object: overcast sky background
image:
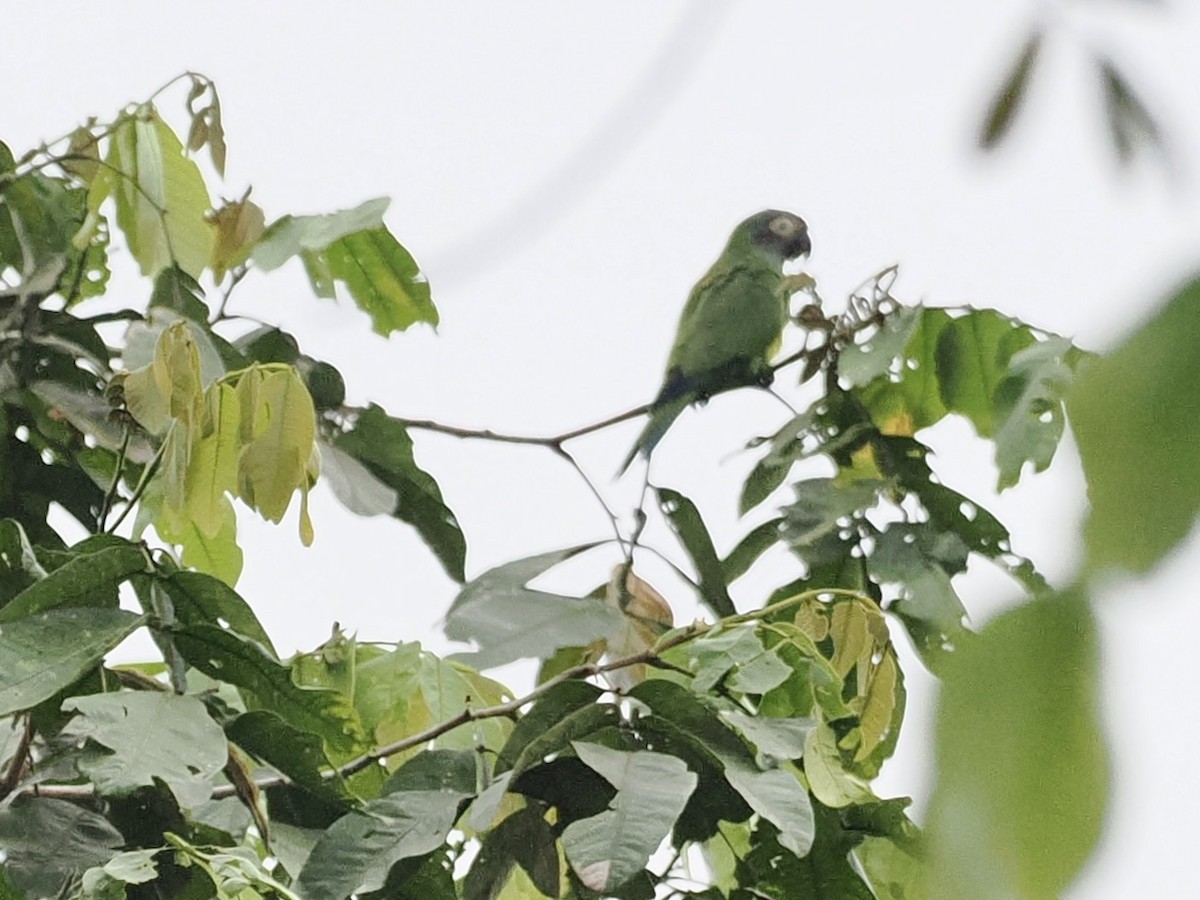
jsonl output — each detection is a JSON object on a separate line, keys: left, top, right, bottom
{"left": 7, "top": 2, "right": 1200, "bottom": 895}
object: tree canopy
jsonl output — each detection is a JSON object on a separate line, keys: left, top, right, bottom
{"left": 0, "top": 67, "right": 1194, "bottom": 899}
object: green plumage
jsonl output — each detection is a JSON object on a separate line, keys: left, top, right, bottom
{"left": 621, "top": 210, "right": 811, "bottom": 472}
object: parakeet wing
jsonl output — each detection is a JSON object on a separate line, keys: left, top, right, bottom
{"left": 664, "top": 260, "right": 788, "bottom": 393}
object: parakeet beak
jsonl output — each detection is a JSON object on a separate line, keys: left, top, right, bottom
{"left": 789, "top": 230, "right": 812, "bottom": 260}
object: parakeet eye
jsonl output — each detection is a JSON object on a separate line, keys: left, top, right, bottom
{"left": 769, "top": 216, "right": 798, "bottom": 236}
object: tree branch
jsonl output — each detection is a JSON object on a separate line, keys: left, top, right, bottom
{"left": 11, "top": 586, "right": 868, "bottom": 804}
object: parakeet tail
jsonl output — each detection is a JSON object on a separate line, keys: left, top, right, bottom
{"left": 618, "top": 395, "right": 689, "bottom": 475}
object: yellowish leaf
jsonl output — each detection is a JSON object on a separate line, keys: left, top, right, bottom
{"left": 605, "top": 566, "right": 674, "bottom": 689}
{"left": 855, "top": 648, "right": 899, "bottom": 762}
{"left": 209, "top": 195, "right": 265, "bottom": 282}
{"left": 184, "top": 382, "right": 241, "bottom": 538}
{"left": 237, "top": 367, "right": 317, "bottom": 523}
{"left": 107, "top": 109, "right": 214, "bottom": 278}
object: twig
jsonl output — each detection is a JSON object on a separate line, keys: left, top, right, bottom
{"left": 397, "top": 402, "right": 649, "bottom": 449}
{"left": 0, "top": 715, "right": 34, "bottom": 802}
{"left": 105, "top": 426, "right": 170, "bottom": 533}
{"left": 98, "top": 425, "right": 131, "bottom": 530}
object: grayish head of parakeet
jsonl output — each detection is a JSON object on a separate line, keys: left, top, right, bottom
{"left": 731, "top": 209, "right": 811, "bottom": 265}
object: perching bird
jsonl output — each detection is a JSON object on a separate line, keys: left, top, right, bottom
{"left": 620, "top": 209, "right": 811, "bottom": 472}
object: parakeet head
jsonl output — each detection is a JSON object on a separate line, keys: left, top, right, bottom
{"left": 734, "top": 209, "right": 811, "bottom": 263}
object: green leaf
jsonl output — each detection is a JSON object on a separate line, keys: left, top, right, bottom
{"left": 173, "top": 624, "right": 363, "bottom": 754}
{"left": 979, "top": 31, "right": 1043, "bottom": 149}
{"left": 252, "top": 199, "right": 436, "bottom": 336}
{"left": 365, "top": 651, "right": 513, "bottom": 768}
{"left": 161, "top": 570, "right": 274, "bottom": 654}
{"left": 936, "top": 309, "right": 1035, "bottom": 437}
{"left": 656, "top": 488, "right": 736, "bottom": 618}
{"left": 149, "top": 264, "right": 209, "bottom": 321}
{"left": 236, "top": 366, "right": 317, "bottom": 524}
{"left": 0, "top": 798, "right": 124, "bottom": 898}
{"left": 226, "top": 710, "right": 348, "bottom": 802}
{"left": 62, "top": 692, "right": 228, "bottom": 807}
{"left": 251, "top": 198, "right": 390, "bottom": 271}
{"left": 333, "top": 404, "right": 466, "bottom": 580}
{"left": 464, "top": 804, "right": 559, "bottom": 900}
{"left": 855, "top": 306, "right": 952, "bottom": 435}
{"left": 80, "top": 849, "right": 161, "bottom": 897}
{"left": 838, "top": 304, "right": 927, "bottom": 388}
{"left": 721, "top": 519, "right": 783, "bottom": 585}
{"left": 323, "top": 227, "right": 438, "bottom": 336}
{"left": 992, "top": 337, "right": 1080, "bottom": 490}
{"left": 1098, "top": 56, "right": 1163, "bottom": 164}
{"left": 0, "top": 540, "right": 147, "bottom": 622}
{"left": 870, "top": 524, "right": 970, "bottom": 671}
{"left": 296, "top": 765, "right": 472, "bottom": 900}
{"left": 105, "top": 109, "right": 214, "bottom": 278}
{"left": 803, "top": 723, "right": 872, "bottom": 808}
{"left": 0, "top": 608, "right": 145, "bottom": 716}
{"left": 721, "top": 710, "right": 815, "bottom": 761}
{"left": 739, "top": 804, "right": 874, "bottom": 899}
{"left": 562, "top": 742, "right": 698, "bottom": 893}
{"left": 1069, "top": 274, "right": 1200, "bottom": 572}
{"left": 495, "top": 679, "right": 605, "bottom": 773}
{"left": 165, "top": 835, "right": 302, "bottom": 900}
{"left": 444, "top": 543, "right": 620, "bottom": 669}
{"left": 318, "top": 439, "right": 400, "bottom": 516}
{"left": 0, "top": 519, "right": 46, "bottom": 606}
{"left": 631, "top": 680, "right": 814, "bottom": 857}
{"left": 780, "top": 478, "right": 881, "bottom": 554}
{"left": 925, "top": 592, "right": 1107, "bottom": 899}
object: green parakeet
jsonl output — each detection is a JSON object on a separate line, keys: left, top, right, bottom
{"left": 621, "top": 209, "right": 811, "bottom": 472}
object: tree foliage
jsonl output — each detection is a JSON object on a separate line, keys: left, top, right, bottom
{"left": 0, "top": 72, "right": 1193, "bottom": 899}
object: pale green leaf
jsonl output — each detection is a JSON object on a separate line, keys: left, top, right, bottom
{"left": 1069, "top": 275, "right": 1200, "bottom": 572}
{"left": 925, "top": 592, "right": 1107, "bottom": 900}
{"left": 236, "top": 366, "right": 317, "bottom": 524}
{"left": 62, "top": 692, "right": 227, "bottom": 807}
{"left": 445, "top": 543, "right": 620, "bottom": 669}
{"left": 107, "top": 110, "right": 214, "bottom": 278}
{"left": 562, "top": 742, "right": 697, "bottom": 893}
{"left": 251, "top": 198, "right": 389, "bottom": 271}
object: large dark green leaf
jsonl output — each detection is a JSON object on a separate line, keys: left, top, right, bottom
{"left": 0, "top": 519, "right": 46, "bottom": 606}
{"left": 174, "top": 624, "right": 363, "bottom": 754}
{"left": 656, "top": 488, "right": 736, "bottom": 618}
{"left": 631, "top": 680, "right": 813, "bottom": 857}
{"left": 925, "top": 592, "right": 1107, "bottom": 899}
{"left": 0, "top": 539, "right": 147, "bottom": 622}
{"left": 0, "top": 798, "right": 124, "bottom": 897}
{"left": 162, "top": 570, "right": 276, "bottom": 656}
{"left": 494, "top": 680, "right": 605, "bottom": 773}
{"left": 226, "top": 710, "right": 348, "bottom": 803}
{"left": 296, "top": 751, "right": 475, "bottom": 900}
{"left": 935, "top": 309, "right": 1035, "bottom": 437}
{"left": 0, "top": 608, "right": 145, "bottom": 716}
{"left": 1069, "top": 274, "right": 1200, "bottom": 572}
{"left": 444, "top": 543, "right": 620, "bottom": 669}
{"left": 463, "top": 803, "right": 559, "bottom": 900}
{"left": 334, "top": 404, "right": 466, "bottom": 581}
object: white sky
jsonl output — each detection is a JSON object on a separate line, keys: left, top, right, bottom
{"left": 7, "top": 2, "right": 1200, "bottom": 896}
